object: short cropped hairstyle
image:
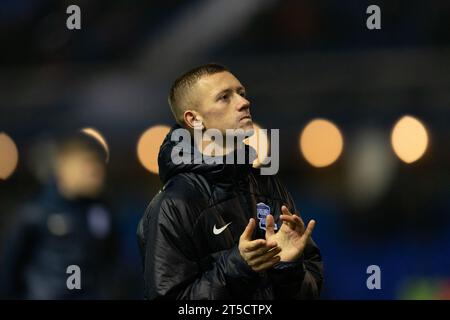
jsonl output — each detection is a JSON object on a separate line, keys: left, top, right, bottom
{"left": 168, "top": 63, "right": 229, "bottom": 126}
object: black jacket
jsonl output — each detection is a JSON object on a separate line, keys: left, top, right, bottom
{"left": 137, "top": 125, "right": 323, "bottom": 299}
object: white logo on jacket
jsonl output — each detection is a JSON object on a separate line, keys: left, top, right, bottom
{"left": 213, "top": 222, "right": 232, "bottom": 235}
{"left": 257, "top": 202, "right": 278, "bottom": 231}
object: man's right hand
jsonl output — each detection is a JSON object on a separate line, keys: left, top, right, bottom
{"left": 238, "top": 218, "right": 281, "bottom": 273}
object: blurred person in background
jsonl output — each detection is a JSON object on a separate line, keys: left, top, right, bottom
{"left": 137, "top": 63, "right": 323, "bottom": 299}
{"left": 0, "top": 134, "right": 118, "bottom": 299}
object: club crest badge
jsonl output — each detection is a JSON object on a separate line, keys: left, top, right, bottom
{"left": 256, "top": 202, "right": 278, "bottom": 231}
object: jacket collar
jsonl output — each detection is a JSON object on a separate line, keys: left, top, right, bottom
{"left": 158, "top": 124, "right": 256, "bottom": 184}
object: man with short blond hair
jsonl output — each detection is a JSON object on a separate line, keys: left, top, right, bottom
{"left": 137, "top": 63, "right": 323, "bottom": 299}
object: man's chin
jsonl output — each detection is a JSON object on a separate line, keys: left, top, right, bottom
{"left": 239, "top": 121, "right": 254, "bottom": 132}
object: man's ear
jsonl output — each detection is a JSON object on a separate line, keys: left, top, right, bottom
{"left": 184, "top": 110, "right": 204, "bottom": 130}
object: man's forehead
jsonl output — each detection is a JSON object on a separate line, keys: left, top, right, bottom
{"left": 196, "top": 71, "right": 243, "bottom": 93}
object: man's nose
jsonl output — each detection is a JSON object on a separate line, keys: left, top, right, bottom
{"left": 236, "top": 94, "right": 250, "bottom": 111}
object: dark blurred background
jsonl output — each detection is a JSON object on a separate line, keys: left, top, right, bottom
{"left": 0, "top": 0, "right": 449, "bottom": 299}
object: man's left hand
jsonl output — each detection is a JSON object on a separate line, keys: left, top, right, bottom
{"left": 265, "top": 206, "right": 315, "bottom": 262}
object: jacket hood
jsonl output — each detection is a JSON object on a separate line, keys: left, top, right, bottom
{"left": 158, "top": 124, "right": 257, "bottom": 184}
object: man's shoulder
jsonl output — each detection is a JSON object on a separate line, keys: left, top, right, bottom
{"left": 162, "top": 172, "right": 212, "bottom": 205}
{"left": 251, "top": 169, "right": 290, "bottom": 196}
{"left": 144, "top": 173, "right": 211, "bottom": 222}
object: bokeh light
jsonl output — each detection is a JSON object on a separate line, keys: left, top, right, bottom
{"left": 244, "top": 123, "right": 269, "bottom": 168}
{"left": 345, "top": 128, "right": 395, "bottom": 209}
{"left": 300, "top": 119, "right": 344, "bottom": 168}
{"left": 80, "top": 127, "right": 110, "bottom": 163}
{"left": 391, "top": 115, "right": 429, "bottom": 164}
{"left": 0, "top": 132, "right": 19, "bottom": 180}
{"left": 137, "top": 125, "right": 171, "bottom": 174}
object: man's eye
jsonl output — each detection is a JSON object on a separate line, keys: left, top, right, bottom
{"left": 219, "top": 95, "right": 229, "bottom": 101}
{"left": 239, "top": 92, "right": 246, "bottom": 97}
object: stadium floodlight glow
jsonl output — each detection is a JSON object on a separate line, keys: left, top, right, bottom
{"left": 299, "top": 118, "right": 344, "bottom": 168}
{"left": 80, "top": 127, "right": 110, "bottom": 163}
{"left": 137, "top": 125, "right": 171, "bottom": 174}
{"left": 391, "top": 115, "right": 429, "bottom": 164}
{"left": 0, "top": 132, "right": 19, "bottom": 180}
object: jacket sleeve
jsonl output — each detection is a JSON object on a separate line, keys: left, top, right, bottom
{"left": 138, "top": 198, "right": 261, "bottom": 300}
{"left": 268, "top": 238, "right": 324, "bottom": 299}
